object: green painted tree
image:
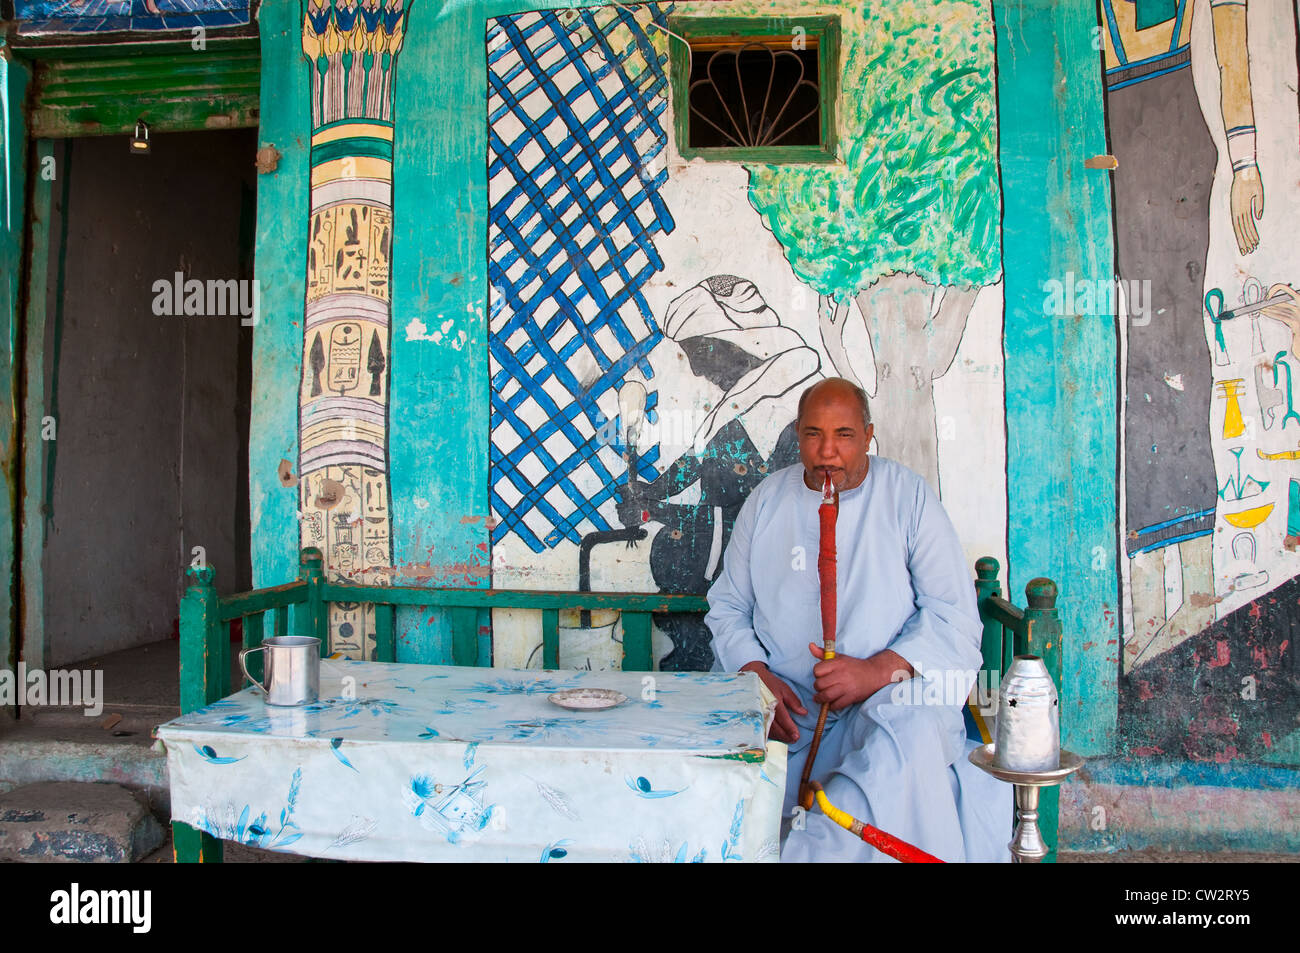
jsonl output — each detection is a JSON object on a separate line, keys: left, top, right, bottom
{"left": 742, "top": 0, "right": 1002, "bottom": 488}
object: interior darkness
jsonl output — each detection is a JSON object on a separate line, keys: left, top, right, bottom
{"left": 39, "top": 128, "right": 256, "bottom": 667}
{"left": 687, "top": 44, "right": 821, "bottom": 149}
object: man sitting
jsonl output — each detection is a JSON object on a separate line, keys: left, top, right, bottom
{"left": 704, "top": 377, "right": 1010, "bottom": 861}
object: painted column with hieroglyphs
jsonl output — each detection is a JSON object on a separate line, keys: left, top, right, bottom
{"left": 299, "top": 0, "right": 410, "bottom": 657}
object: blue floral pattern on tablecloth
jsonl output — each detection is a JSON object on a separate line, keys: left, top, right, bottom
{"left": 159, "top": 661, "right": 784, "bottom": 863}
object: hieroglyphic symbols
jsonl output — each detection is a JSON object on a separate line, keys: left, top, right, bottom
{"left": 328, "top": 323, "right": 363, "bottom": 395}
{"left": 300, "top": 0, "right": 410, "bottom": 657}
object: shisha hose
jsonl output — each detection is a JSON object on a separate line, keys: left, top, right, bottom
{"left": 808, "top": 782, "right": 943, "bottom": 863}
{"left": 794, "top": 474, "right": 944, "bottom": 864}
{"left": 797, "top": 473, "right": 839, "bottom": 811}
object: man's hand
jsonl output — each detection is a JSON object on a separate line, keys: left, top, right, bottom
{"left": 808, "top": 645, "right": 914, "bottom": 711}
{"left": 741, "top": 661, "right": 806, "bottom": 743}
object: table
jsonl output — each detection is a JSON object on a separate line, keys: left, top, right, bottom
{"left": 157, "top": 660, "right": 786, "bottom": 862}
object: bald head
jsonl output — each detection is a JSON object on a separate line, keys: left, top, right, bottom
{"left": 797, "top": 378, "right": 871, "bottom": 431}
{"left": 795, "top": 377, "right": 874, "bottom": 492}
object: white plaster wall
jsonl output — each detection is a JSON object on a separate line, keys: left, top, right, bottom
{"left": 491, "top": 1, "right": 1008, "bottom": 668}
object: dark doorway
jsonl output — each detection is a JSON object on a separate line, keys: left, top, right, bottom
{"left": 36, "top": 128, "right": 256, "bottom": 668}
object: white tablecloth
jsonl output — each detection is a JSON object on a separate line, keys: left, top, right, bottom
{"left": 158, "top": 660, "right": 786, "bottom": 862}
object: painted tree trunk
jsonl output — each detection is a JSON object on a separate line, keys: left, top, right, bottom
{"left": 854, "top": 274, "right": 977, "bottom": 491}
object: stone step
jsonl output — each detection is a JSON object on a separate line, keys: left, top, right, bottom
{"left": 0, "top": 782, "right": 164, "bottom": 863}
{"left": 0, "top": 708, "right": 171, "bottom": 815}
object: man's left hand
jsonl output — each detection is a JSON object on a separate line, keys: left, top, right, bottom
{"left": 808, "top": 645, "right": 914, "bottom": 711}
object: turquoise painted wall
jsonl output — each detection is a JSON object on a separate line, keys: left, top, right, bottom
{"left": 1, "top": 46, "right": 31, "bottom": 684}
{"left": 248, "top": 0, "right": 308, "bottom": 603}
{"left": 993, "top": 0, "right": 1118, "bottom": 757}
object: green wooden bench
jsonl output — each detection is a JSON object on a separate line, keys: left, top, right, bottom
{"left": 171, "top": 548, "right": 1061, "bottom": 862}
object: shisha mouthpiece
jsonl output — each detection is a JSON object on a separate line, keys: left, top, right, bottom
{"left": 821, "top": 473, "right": 836, "bottom": 505}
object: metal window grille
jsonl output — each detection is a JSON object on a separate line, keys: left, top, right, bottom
{"left": 686, "top": 40, "right": 821, "bottom": 149}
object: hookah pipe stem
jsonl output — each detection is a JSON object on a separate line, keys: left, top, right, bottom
{"left": 791, "top": 474, "right": 944, "bottom": 863}
{"left": 798, "top": 473, "right": 838, "bottom": 810}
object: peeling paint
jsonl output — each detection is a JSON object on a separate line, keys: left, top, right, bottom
{"left": 404, "top": 316, "right": 468, "bottom": 349}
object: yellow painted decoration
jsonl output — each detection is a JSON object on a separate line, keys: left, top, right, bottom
{"left": 1223, "top": 502, "right": 1275, "bottom": 528}
{"left": 311, "top": 156, "right": 393, "bottom": 189}
{"left": 1257, "top": 442, "right": 1300, "bottom": 461}
{"left": 969, "top": 701, "right": 992, "bottom": 745}
{"left": 1101, "top": 0, "right": 1192, "bottom": 72}
{"left": 312, "top": 122, "right": 395, "bottom": 146}
{"left": 1217, "top": 379, "right": 1246, "bottom": 439}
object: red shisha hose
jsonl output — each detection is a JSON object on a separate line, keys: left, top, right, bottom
{"left": 794, "top": 473, "right": 944, "bottom": 864}
{"left": 809, "top": 782, "right": 943, "bottom": 863}
{"left": 797, "top": 473, "right": 838, "bottom": 810}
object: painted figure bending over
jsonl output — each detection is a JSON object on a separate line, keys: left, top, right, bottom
{"left": 704, "top": 378, "right": 1010, "bottom": 862}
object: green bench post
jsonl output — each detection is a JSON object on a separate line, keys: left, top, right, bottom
{"left": 541, "top": 609, "right": 560, "bottom": 669}
{"left": 449, "top": 606, "right": 479, "bottom": 667}
{"left": 175, "top": 563, "right": 225, "bottom": 863}
{"left": 974, "top": 557, "right": 1004, "bottom": 681}
{"left": 298, "top": 547, "right": 328, "bottom": 654}
{"left": 621, "top": 612, "right": 653, "bottom": 672}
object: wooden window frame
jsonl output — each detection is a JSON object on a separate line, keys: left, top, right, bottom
{"left": 668, "top": 15, "right": 840, "bottom": 164}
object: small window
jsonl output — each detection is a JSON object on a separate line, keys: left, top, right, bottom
{"left": 670, "top": 16, "right": 839, "bottom": 163}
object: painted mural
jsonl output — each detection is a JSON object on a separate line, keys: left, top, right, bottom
{"left": 1108, "top": 0, "right": 1300, "bottom": 763}
{"left": 14, "top": 0, "right": 251, "bottom": 35}
{"left": 486, "top": 0, "right": 1008, "bottom": 673}
{"left": 298, "top": 0, "right": 410, "bottom": 657}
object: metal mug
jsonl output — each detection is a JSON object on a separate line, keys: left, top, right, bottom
{"left": 239, "top": 636, "right": 320, "bottom": 707}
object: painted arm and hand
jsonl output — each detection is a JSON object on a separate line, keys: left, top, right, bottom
{"left": 617, "top": 451, "right": 701, "bottom": 527}
{"left": 1210, "top": 0, "right": 1262, "bottom": 255}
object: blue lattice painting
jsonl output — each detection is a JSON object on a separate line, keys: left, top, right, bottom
{"left": 487, "top": 4, "right": 676, "bottom": 553}
{"left": 16, "top": 0, "right": 250, "bottom": 35}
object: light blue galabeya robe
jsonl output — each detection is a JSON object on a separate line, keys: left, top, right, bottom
{"left": 705, "top": 458, "right": 1012, "bottom": 862}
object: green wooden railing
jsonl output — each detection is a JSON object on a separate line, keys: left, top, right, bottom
{"left": 174, "top": 548, "right": 1061, "bottom": 863}
{"left": 179, "top": 546, "right": 711, "bottom": 716}
{"left": 974, "top": 556, "right": 1064, "bottom": 863}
